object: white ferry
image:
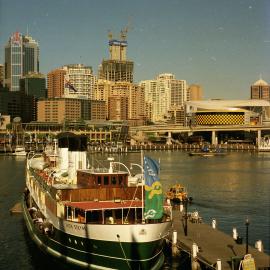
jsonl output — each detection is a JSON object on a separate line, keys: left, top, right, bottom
{"left": 22, "top": 132, "right": 172, "bottom": 269}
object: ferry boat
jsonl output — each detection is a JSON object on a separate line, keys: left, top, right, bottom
{"left": 22, "top": 132, "right": 172, "bottom": 270}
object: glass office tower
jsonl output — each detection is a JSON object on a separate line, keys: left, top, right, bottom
{"left": 5, "top": 32, "right": 39, "bottom": 91}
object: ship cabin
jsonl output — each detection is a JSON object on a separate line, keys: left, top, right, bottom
{"left": 76, "top": 169, "right": 131, "bottom": 188}
{"left": 64, "top": 200, "right": 145, "bottom": 225}
{"left": 57, "top": 170, "right": 170, "bottom": 225}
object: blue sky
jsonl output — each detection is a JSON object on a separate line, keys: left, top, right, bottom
{"left": 0, "top": 0, "right": 270, "bottom": 99}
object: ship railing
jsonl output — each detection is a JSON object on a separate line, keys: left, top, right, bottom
{"left": 64, "top": 205, "right": 172, "bottom": 225}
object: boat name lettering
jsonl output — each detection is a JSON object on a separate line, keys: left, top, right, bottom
{"left": 65, "top": 223, "right": 86, "bottom": 230}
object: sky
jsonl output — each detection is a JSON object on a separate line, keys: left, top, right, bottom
{"left": 0, "top": 0, "right": 270, "bottom": 99}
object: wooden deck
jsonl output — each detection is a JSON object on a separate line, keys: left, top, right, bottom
{"left": 172, "top": 209, "right": 270, "bottom": 269}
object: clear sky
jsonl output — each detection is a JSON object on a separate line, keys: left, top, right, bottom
{"left": 0, "top": 0, "right": 270, "bottom": 99}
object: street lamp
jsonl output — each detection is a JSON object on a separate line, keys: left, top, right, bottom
{"left": 245, "top": 218, "right": 250, "bottom": 254}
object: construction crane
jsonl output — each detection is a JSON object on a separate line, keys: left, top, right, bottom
{"left": 120, "top": 26, "right": 128, "bottom": 41}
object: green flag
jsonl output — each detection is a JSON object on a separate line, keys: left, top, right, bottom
{"left": 144, "top": 156, "right": 163, "bottom": 219}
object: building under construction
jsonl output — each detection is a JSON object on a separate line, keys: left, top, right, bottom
{"left": 99, "top": 27, "right": 134, "bottom": 83}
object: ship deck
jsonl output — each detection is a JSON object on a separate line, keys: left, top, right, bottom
{"left": 64, "top": 200, "right": 143, "bottom": 210}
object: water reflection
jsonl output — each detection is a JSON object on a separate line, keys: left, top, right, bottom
{"left": 0, "top": 151, "right": 269, "bottom": 270}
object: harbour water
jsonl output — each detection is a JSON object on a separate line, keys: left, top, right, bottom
{"left": 0, "top": 151, "right": 269, "bottom": 269}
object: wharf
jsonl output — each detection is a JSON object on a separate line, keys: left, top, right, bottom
{"left": 172, "top": 210, "right": 270, "bottom": 269}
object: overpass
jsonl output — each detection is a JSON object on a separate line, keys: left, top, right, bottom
{"left": 129, "top": 124, "right": 270, "bottom": 145}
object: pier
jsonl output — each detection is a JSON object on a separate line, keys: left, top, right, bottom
{"left": 171, "top": 209, "right": 270, "bottom": 269}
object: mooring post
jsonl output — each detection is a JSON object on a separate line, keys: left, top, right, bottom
{"left": 245, "top": 218, "right": 249, "bottom": 254}
{"left": 192, "top": 243, "right": 198, "bottom": 258}
{"left": 232, "top": 227, "right": 238, "bottom": 240}
{"left": 255, "top": 240, "right": 263, "bottom": 252}
{"left": 216, "top": 259, "right": 222, "bottom": 270}
{"left": 180, "top": 203, "right": 183, "bottom": 212}
{"left": 212, "top": 218, "right": 217, "bottom": 229}
{"left": 172, "top": 230, "right": 179, "bottom": 257}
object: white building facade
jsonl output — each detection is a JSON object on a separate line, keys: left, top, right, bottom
{"left": 63, "top": 64, "right": 96, "bottom": 99}
{"left": 140, "top": 73, "right": 187, "bottom": 122}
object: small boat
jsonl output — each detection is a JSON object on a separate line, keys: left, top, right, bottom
{"left": 189, "top": 145, "right": 227, "bottom": 157}
{"left": 258, "top": 135, "right": 270, "bottom": 152}
{"left": 11, "top": 145, "right": 27, "bottom": 156}
{"left": 189, "top": 151, "right": 226, "bottom": 157}
{"left": 166, "top": 184, "right": 192, "bottom": 204}
{"left": 22, "top": 132, "right": 172, "bottom": 270}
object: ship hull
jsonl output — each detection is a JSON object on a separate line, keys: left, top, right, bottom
{"left": 22, "top": 197, "right": 167, "bottom": 270}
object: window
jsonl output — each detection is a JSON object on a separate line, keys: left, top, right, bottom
{"left": 111, "top": 176, "right": 117, "bottom": 185}
{"left": 104, "top": 176, "right": 109, "bottom": 185}
{"left": 119, "top": 176, "right": 123, "bottom": 185}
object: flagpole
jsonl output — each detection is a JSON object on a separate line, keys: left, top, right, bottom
{"left": 141, "top": 150, "right": 145, "bottom": 223}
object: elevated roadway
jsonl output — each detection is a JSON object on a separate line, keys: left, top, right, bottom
{"left": 129, "top": 124, "right": 270, "bottom": 145}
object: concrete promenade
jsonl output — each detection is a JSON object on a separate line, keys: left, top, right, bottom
{"left": 172, "top": 209, "right": 270, "bottom": 269}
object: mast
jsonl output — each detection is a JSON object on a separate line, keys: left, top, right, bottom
{"left": 141, "top": 150, "right": 145, "bottom": 223}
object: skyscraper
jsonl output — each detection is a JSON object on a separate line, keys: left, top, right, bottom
{"left": 99, "top": 29, "right": 134, "bottom": 83}
{"left": 188, "top": 84, "right": 203, "bottom": 101}
{"left": 47, "top": 64, "right": 95, "bottom": 99}
{"left": 20, "top": 72, "right": 46, "bottom": 98}
{"left": 140, "top": 73, "right": 187, "bottom": 122}
{"left": 4, "top": 32, "right": 39, "bottom": 91}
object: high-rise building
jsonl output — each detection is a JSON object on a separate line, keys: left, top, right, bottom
{"left": 47, "top": 68, "right": 66, "bottom": 98}
{"left": 108, "top": 96, "right": 128, "bottom": 121}
{"left": 99, "top": 29, "right": 134, "bottom": 82}
{"left": 4, "top": 32, "right": 39, "bottom": 91}
{"left": 0, "top": 86, "right": 35, "bottom": 122}
{"left": 37, "top": 98, "right": 106, "bottom": 123}
{"left": 251, "top": 78, "right": 270, "bottom": 100}
{"left": 47, "top": 64, "right": 95, "bottom": 99}
{"left": 94, "top": 80, "right": 146, "bottom": 125}
{"left": 0, "top": 64, "right": 4, "bottom": 87}
{"left": 20, "top": 72, "right": 46, "bottom": 98}
{"left": 188, "top": 84, "right": 203, "bottom": 101}
{"left": 140, "top": 73, "right": 187, "bottom": 122}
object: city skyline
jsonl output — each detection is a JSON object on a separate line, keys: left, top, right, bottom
{"left": 0, "top": 0, "right": 270, "bottom": 99}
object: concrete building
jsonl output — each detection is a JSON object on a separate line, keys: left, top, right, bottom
{"left": 47, "top": 64, "right": 95, "bottom": 99}
{"left": 20, "top": 72, "right": 46, "bottom": 98}
{"left": 167, "top": 106, "right": 185, "bottom": 125}
{"left": 37, "top": 98, "right": 106, "bottom": 123}
{"left": 5, "top": 32, "right": 39, "bottom": 91}
{"left": 63, "top": 64, "right": 96, "bottom": 99}
{"left": 94, "top": 80, "right": 146, "bottom": 125}
{"left": 140, "top": 73, "right": 187, "bottom": 123}
{"left": 139, "top": 80, "right": 157, "bottom": 122}
{"left": 251, "top": 78, "right": 270, "bottom": 100}
{"left": 47, "top": 68, "right": 66, "bottom": 98}
{"left": 0, "top": 86, "right": 35, "bottom": 122}
{"left": 99, "top": 30, "right": 134, "bottom": 83}
{"left": 108, "top": 96, "right": 128, "bottom": 121}
{"left": 0, "top": 114, "right": 10, "bottom": 130}
{"left": 188, "top": 84, "right": 203, "bottom": 101}
{"left": 185, "top": 99, "right": 270, "bottom": 126}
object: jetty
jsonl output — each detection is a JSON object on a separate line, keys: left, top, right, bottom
{"left": 171, "top": 209, "right": 270, "bottom": 270}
